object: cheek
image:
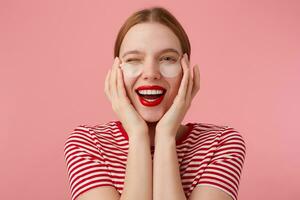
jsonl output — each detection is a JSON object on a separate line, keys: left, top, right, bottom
{"left": 123, "top": 76, "right": 136, "bottom": 96}
{"left": 159, "top": 62, "right": 182, "bottom": 78}
{"left": 120, "top": 63, "right": 142, "bottom": 78}
{"left": 167, "top": 77, "right": 182, "bottom": 99}
{"left": 172, "top": 71, "right": 184, "bottom": 91}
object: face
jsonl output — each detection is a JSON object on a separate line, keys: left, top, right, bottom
{"left": 119, "top": 22, "right": 184, "bottom": 123}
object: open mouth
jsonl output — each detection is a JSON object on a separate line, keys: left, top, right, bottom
{"left": 135, "top": 89, "right": 166, "bottom": 106}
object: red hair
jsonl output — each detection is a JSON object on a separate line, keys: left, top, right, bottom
{"left": 114, "top": 6, "right": 191, "bottom": 60}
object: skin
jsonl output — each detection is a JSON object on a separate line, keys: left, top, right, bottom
{"left": 103, "top": 22, "right": 232, "bottom": 200}
{"left": 117, "top": 22, "right": 200, "bottom": 146}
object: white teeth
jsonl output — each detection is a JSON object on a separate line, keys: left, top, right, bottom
{"left": 138, "top": 90, "right": 164, "bottom": 95}
{"left": 145, "top": 99, "right": 157, "bottom": 102}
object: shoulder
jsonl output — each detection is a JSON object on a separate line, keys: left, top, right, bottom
{"left": 190, "top": 123, "right": 246, "bottom": 200}
{"left": 188, "top": 121, "right": 228, "bottom": 134}
{"left": 189, "top": 122, "right": 246, "bottom": 153}
{"left": 66, "top": 121, "right": 119, "bottom": 137}
{"left": 206, "top": 123, "right": 247, "bottom": 164}
{"left": 188, "top": 122, "right": 229, "bottom": 139}
{"left": 218, "top": 125, "right": 246, "bottom": 152}
{"left": 63, "top": 122, "right": 118, "bottom": 200}
{"left": 191, "top": 122, "right": 245, "bottom": 141}
{"left": 64, "top": 121, "right": 120, "bottom": 148}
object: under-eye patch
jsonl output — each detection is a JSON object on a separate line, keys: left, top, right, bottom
{"left": 120, "top": 58, "right": 182, "bottom": 78}
{"left": 159, "top": 62, "right": 181, "bottom": 78}
{"left": 119, "top": 62, "right": 143, "bottom": 77}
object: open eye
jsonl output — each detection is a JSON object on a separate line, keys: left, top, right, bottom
{"left": 160, "top": 56, "right": 177, "bottom": 62}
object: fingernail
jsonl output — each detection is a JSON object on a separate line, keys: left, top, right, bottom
{"left": 185, "top": 53, "right": 188, "bottom": 60}
{"left": 184, "top": 54, "right": 189, "bottom": 66}
{"left": 183, "top": 53, "right": 186, "bottom": 59}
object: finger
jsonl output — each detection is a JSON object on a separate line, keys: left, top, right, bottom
{"left": 116, "top": 62, "right": 129, "bottom": 104}
{"left": 186, "top": 65, "right": 194, "bottom": 103}
{"left": 104, "top": 69, "right": 112, "bottom": 101}
{"left": 191, "top": 64, "right": 200, "bottom": 99}
{"left": 186, "top": 55, "right": 194, "bottom": 102}
{"left": 110, "top": 57, "right": 119, "bottom": 101}
{"left": 114, "top": 57, "right": 122, "bottom": 98}
{"left": 182, "top": 53, "right": 191, "bottom": 99}
{"left": 177, "top": 53, "right": 190, "bottom": 102}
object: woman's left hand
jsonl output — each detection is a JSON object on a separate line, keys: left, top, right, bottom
{"left": 155, "top": 53, "right": 200, "bottom": 140}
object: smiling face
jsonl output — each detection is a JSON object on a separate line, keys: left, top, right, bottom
{"left": 119, "top": 22, "right": 184, "bottom": 123}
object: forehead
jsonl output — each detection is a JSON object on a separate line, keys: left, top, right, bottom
{"left": 119, "top": 22, "right": 182, "bottom": 56}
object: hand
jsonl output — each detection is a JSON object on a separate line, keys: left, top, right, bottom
{"left": 155, "top": 53, "right": 200, "bottom": 139}
{"left": 104, "top": 57, "right": 149, "bottom": 138}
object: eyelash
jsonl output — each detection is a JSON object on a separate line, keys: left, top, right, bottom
{"left": 125, "top": 57, "right": 177, "bottom": 63}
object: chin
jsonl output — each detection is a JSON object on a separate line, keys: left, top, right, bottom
{"left": 145, "top": 118, "right": 161, "bottom": 123}
{"left": 140, "top": 111, "right": 164, "bottom": 123}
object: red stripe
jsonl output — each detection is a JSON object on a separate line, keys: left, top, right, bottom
{"left": 71, "top": 174, "right": 113, "bottom": 194}
{"left": 201, "top": 170, "right": 238, "bottom": 190}
{"left": 64, "top": 123, "right": 245, "bottom": 200}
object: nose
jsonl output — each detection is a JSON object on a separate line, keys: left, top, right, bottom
{"left": 140, "top": 60, "right": 161, "bottom": 80}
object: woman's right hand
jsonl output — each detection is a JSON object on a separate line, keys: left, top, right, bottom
{"left": 104, "top": 57, "right": 149, "bottom": 139}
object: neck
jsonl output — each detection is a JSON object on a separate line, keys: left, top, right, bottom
{"left": 147, "top": 122, "right": 157, "bottom": 146}
{"left": 147, "top": 122, "right": 187, "bottom": 147}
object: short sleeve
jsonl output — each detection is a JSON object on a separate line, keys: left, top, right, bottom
{"left": 63, "top": 125, "right": 114, "bottom": 200}
{"left": 196, "top": 127, "right": 246, "bottom": 200}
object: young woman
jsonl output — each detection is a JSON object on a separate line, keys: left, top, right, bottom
{"left": 64, "top": 6, "right": 246, "bottom": 200}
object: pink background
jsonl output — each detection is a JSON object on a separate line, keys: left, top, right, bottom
{"left": 1, "top": 0, "right": 299, "bottom": 199}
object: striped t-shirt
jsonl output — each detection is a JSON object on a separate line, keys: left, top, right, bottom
{"left": 64, "top": 120, "right": 246, "bottom": 200}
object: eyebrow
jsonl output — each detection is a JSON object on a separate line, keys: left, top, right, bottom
{"left": 122, "top": 48, "right": 180, "bottom": 58}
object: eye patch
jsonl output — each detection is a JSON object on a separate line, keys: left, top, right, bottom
{"left": 119, "top": 60, "right": 182, "bottom": 78}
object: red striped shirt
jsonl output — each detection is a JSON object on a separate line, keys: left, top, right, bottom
{"left": 64, "top": 120, "right": 246, "bottom": 200}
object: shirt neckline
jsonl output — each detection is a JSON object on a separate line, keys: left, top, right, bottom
{"left": 115, "top": 120, "right": 195, "bottom": 147}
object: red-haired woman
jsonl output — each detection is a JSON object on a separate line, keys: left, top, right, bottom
{"left": 64, "top": 6, "right": 246, "bottom": 200}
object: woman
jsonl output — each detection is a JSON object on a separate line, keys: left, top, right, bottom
{"left": 64, "top": 6, "right": 246, "bottom": 200}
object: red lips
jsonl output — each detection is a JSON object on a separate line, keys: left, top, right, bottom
{"left": 138, "top": 94, "right": 165, "bottom": 106}
{"left": 135, "top": 85, "right": 166, "bottom": 107}
{"left": 135, "top": 85, "right": 166, "bottom": 91}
